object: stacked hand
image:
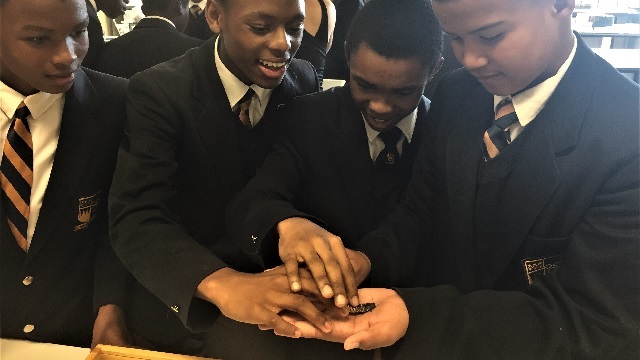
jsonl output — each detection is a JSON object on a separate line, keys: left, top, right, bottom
{"left": 279, "top": 288, "right": 409, "bottom": 351}
{"left": 277, "top": 217, "right": 371, "bottom": 307}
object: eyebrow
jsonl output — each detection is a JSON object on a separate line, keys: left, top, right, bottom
{"left": 21, "top": 25, "right": 54, "bottom": 33}
{"left": 246, "top": 11, "right": 305, "bottom": 22}
{"left": 444, "top": 21, "right": 505, "bottom": 36}
{"left": 352, "top": 75, "right": 422, "bottom": 92}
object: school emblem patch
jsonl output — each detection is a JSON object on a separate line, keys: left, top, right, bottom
{"left": 521, "top": 255, "right": 562, "bottom": 285}
{"left": 75, "top": 192, "right": 100, "bottom": 231}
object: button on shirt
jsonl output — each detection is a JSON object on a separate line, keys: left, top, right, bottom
{"left": 0, "top": 82, "right": 64, "bottom": 250}
{"left": 494, "top": 34, "right": 577, "bottom": 142}
{"left": 214, "top": 37, "right": 273, "bottom": 127}
{"left": 364, "top": 100, "right": 428, "bottom": 162}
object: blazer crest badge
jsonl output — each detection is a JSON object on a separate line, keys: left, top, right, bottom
{"left": 75, "top": 192, "right": 100, "bottom": 231}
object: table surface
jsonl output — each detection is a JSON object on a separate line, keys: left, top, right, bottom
{"left": 0, "top": 338, "right": 90, "bottom": 360}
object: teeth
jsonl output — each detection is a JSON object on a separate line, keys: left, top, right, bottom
{"left": 260, "top": 60, "right": 286, "bottom": 68}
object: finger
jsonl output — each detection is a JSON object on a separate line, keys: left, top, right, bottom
{"left": 315, "top": 236, "right": 349, "bottom": 307}
{"left": 327, "top": 237, "right": 358, "bottom": 306}
{"left": 282, "top": 283, "right": 332, "bottom": 333}
{"left": 282, "top": 253, "right": 302, "bottom": 292}
{"left": 344, "top": 327, "right": 394, "bottom": 351}
{"left": 258, "top": 324, "right": 274, "bottom": 331}
{"left": 301, "top": 248, "right": 333, "bottom": 298}
{"left": 262, "top": 312, "right": 302, "bottom": 339}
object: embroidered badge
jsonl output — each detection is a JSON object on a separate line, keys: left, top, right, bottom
{"left": 385, "top": 153, "right": 396, "bottom": 165}
{"left": 521, "top": 255, "right": 562, "bottom": 285}
{"left": 75, "top": 192, "right": 100, "bottom": 231}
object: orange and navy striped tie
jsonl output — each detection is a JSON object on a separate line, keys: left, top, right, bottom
{"left": 1, "top": 102, "right": 32, "bottom": 251}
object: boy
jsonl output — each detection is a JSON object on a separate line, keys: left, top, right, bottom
{"left": 286, "top": 0, "right": 640, "bottom": 358}
{"left": 108, "top": 0, "right": 330, "bottom": 355}
{"left": 94, "top": 0, "right": 203, "bottom": 79}
{"left": 0, "top": 0, "right": 130, "bottom": 348}
{"left": 226, "top": 0, "right": 443, "bottom": 304}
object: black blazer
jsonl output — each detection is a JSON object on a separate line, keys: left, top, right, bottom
{"left": 0, "top": 68, "right": 129, "bottom": 347}
{"left": 83, "top": 0, "right": 104, "bottom": 70}
{"left": 360, "top": 36, "right": 640, "bottom": 358}
{"left": 183, "top": 10, "right": 215, "bottom": 40}
{"left": 108, "top": 38, "right": 319, "bottom": 353}
{"left": 227, "top": 85, "right": 428, "bottom": 275}
{"left": 95, "top": 17, "right": 203, "bottom": 79}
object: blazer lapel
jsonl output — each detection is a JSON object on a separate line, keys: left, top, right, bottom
{"left": 476, "top": 37, "right": 597, "bottom": 288}
{"left": 27, "top": 69, "right": 100, "bottom": 259}
{"left": 445, "top": 82, "right": 493, "bottom": 291}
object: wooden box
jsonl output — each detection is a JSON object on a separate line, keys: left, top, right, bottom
{"left": 86, "top": 344, "right": 216, "bottom": 360}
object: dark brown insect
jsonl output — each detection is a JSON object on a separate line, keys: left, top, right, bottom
{"left": 348, "top": 302, "right": 376, "bottom": 315}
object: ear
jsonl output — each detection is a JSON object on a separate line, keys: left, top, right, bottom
{"left": 205, "top": 0, "right": 222, "bottom": 33}
{"left": 553, "top": 0, "right": 574, "bottom": 18}
{"left": 428, "top": 57, "right": 445, "bottom": 81}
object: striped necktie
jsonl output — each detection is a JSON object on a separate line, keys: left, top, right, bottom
{"left": 190, "top": 4, "right": 203, "bottom": 16}
{"left": 1, "top": 102, "right": 33, "bottom": 251}
{"left": 236, "top": 88, "right": 255, "bottom": 128}
{"left": 375, "top": 126, "right": 403, "bottom": 168}
{"left": 483, "top": 98, "right": 518, "bottom": 160}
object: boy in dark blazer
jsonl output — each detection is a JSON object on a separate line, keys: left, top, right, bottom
{"left": 108, "top": 0, "right": 330, "bottom": 355}
{"left": 83, "top": 0, "right": 129, "bottom": 69}
{"left": 183, "top": 0, "right": 214, "bottom": 40}
{"left": 226, "top": 0, "right": 443, "bottom": 305}
{"left": 0, "top": 0, "right": 130, "bottom": 348}
{"left": 95, "top": 0, "right": 203, "bottom": 79}
{"left": 286, "top": 0, "right": 640, "bottom": 358}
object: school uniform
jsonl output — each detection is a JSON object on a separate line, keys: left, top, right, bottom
{"left": 227, "top": 85, "right": 429, "bottom": 285}
{"left": 95, "top": 17, "right": 203, "bottom": 79}
{"left": 183, "top": 1, "right": 214, "bottom": 40}
{"left": 359, "top": 34, "right": 640, "bottom": 359}
{"left": 83, "top": 0, "right": 104, "bottom": 70}
{"left": 0, "top": 68, "right": 129, "bottom": 347}
{"left": 108, "top": 37, "right": 319, "bottom": 354}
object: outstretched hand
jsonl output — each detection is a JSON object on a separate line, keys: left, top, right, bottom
{"left": 196, "top": 267, "right": 333, "bottom": 338}
{"left": 277, "top": 217, "right": 371, "bottom": 308}
{"left": 279, "top": 288, "right": 409, "bottom": 351}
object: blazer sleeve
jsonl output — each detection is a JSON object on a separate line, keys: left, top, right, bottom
{"left": 109, "top": 73, "right": 225, "bottom": 332}
{"left": 387, "top": 155, "right": 639, "bottom": 359}
{"left": 226, "top": 98, "right": 325, "bottom": 269}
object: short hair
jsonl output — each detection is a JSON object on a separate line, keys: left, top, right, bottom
{"left": 345, "top": 0, "right": 443, "bottom": 68}
{"left": 141, "top": 0, "right": 174, "bottom": 14}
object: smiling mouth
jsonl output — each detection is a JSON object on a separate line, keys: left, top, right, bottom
{"left": 259, "top": 59, "right": 288, "bottom": 69}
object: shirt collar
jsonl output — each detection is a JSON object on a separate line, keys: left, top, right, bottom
{"left": 188, "top": 0, "right": 205, "bottom": 11}
{"left": 144, "top": 16, "right": 176, "bottom": 28}
{"left": 364, "top": 107, "right": 418, "bottom": 144}
{"left": 494, "top": 33, "right": 577, "bottom": 126}
{"left": 0, "top": 81, "right": 63, "bottom": 120}
{"left": 88, "top": 0, "right": 98, "bottom": 11}
{"left": 214, "top": 37, "right": 272, "bottom": 109}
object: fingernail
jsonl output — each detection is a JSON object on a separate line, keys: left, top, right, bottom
{"left": 291, "top": 281, "right": 301, "bottom": 292}
{"left": 351, "top": 296, "right": 359, "bottom": 306}
{"left": 324, "top": 321, "right": 332, "bottom": 332}
{"left": 294, "top": 330, "right": 301, "bottom": 338}
{"left": 322, "top": 285, "right": 334, "bottom": 297}
{"left": 335, "top": 294, "right": 346, "bottom": 307}
{"left": 345, "top": 341, "right": 359, "bottom": 350}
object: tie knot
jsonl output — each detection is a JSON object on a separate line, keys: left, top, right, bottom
{"left": 190, "top": 4, "right": 203, "bottom": 15}
{"left": 238, "top": 88, "right": 255, "bottom": 107}
{"left": 378, "top": 127, "right": 403, "bottom": 148}
{"left": 14, "top": 102, "right": 31, "bottom": 122}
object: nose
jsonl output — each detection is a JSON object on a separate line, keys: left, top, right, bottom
{"left": 368, "top": 97, "right": 393, "bottom": 115}
{"left": 458, "top": 43, "right": 488, "bottom": 71}
{"left": 52, "top": 38, "right": 78, "bottom": 67}
{"left": 269, "top": 27, "right": 291, "bottom": 55}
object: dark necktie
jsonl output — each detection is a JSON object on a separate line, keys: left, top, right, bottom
{"left": 483, "top": 98, "right": 518, "bottom": 159}
{"left": 190, "top": 4, "right": 203, "bottom": 16}
{"left": 236, "top": 88, "right": 255, "bottom": 128}
{"left": 1, "top": 102, "right": 33, "bottom": 251}
{"left": 375, "top": 127, "right": 403, "bottom": 168}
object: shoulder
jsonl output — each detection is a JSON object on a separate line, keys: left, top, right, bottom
{"left": 129, "top": 46, "right": 198, "bottom": 88}
{"left": 80, "top": 67, "right": 128, "bottom": 95}
{"left": 287, "top": 58, "right": 319, "bottom": 89}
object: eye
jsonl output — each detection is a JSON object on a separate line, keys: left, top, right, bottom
{"left": 480, "top": 33, "right": 504, "bottom": 43}
{"left": 450, "top": 35, "right": 463, "bottom": 44}
{"left": 71, "top": 28, "right": 87, "bottom": 38}
{"left": 394, "top": 89, "right": 416, "bottom": 97}
{"left": 287, "top": 23, "right": 304, "bottom": 36}
{"left": 249, "top": 24, "right": 269, "bottom": 35}
{"left": 25, "top": 36, "right": 49, "bottom": 44}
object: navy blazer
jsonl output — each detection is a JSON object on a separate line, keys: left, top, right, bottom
{"left": 227, "top": 85, "right": 429, "bottom": 280}
{"left": 360, "top": 35, "right": 640, "bottom": 358}
{"left": 0, "top": 68, "right": 129, "bottom": 347}
{"left": 83, "top": 0, "right": 104, "bottom": 70}
{"left": 108, "top": 38, "right": 319, "bottom": 353}
{"left": 95, "top": 17, "right": 203, "bottom": 79}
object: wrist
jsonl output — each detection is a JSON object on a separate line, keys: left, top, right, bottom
{"left": 196, "top": 267, "right": 236, "bottom": 307}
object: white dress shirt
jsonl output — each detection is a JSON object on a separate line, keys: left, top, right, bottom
{"left": 363, "top": 98, "right": 430, "bottom": 161}
{"left": 214, "top": 37, "right": 273, "bottom": 128}
{"left": 495, "top": 34, "right": 578, "bottom": 141}
{"left": 0, "top": 82, "right": 65, "bottom": 250}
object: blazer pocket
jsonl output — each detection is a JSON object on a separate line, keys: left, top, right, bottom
{"left": 519, "top": 234, "right": 571, "bottom": 285}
